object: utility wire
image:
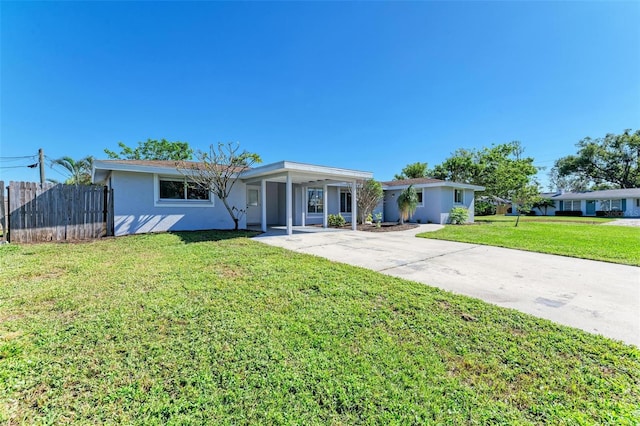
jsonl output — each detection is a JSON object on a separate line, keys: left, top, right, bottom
{"left": 0, "top": 164, "right": 38, "bottom": 169}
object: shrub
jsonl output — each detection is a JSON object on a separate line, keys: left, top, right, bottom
{"left": 555, "top": 211, "right": 583, "bottom": 216}
{"left": 328, "top": 214, "right": 346, "bottom": 227}
{"left": 475, "top": 200, "right": 496, "bottom": 216}
{"left": 596, "top": 210, "right": 623, "bottom": 217}
{"left": 449, "top": 207, "right": 469, "bottom": 224}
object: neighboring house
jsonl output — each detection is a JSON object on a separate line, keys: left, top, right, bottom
{"left": 381, "top": 178, "right": 485, "bottom": 224}
{"left": 92, "top": 159, "right": 372, "bottom": 236}
{"left": 539, "top": 188, "right": 640, "bottom": 217}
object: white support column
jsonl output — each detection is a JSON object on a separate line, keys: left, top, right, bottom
{"left": 286, "top": 173, "right": 293, "bottom": 235}
{"left": 301, "top": 185, "right": 306, "bottom": 227}
{"left": 322, "top": 183, "right": 328, "bottom": 228}
{"left": 261, "top": 179, "right": 267, "bottom": 232}
{"left": 351, "top": 180, "right": 357, "bottom": 231}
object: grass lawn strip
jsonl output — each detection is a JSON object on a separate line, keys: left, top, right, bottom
{"left": 0, "top": 231, "right": 638, "bottom": 424}
{"left": 417, "top": 215, "right": 640, "bottom": 266}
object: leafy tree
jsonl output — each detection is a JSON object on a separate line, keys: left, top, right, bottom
{"left": 533, "top": 198, "right": 555, "bottom": 216}
{"left": 551, "top": 129, "right": 640, "bottom": 189}
{"left": 432, "top": 142, "right": 538, "bottom": 201}
{"left": 350, "top": 179, "right": 383, "bottom": 224}
{"left": 51, "top": 156, "right": 94, "bottom": 185}
{"left": 547, "top": 166, "right": 591, "bottom": 192}
{"left": 105, "top": 139, "right": 194, "bottom": 161}
{"left": 431, "top": 149, "right": 481, "bottom": 183}
{"left": 394, "top": 162, "right": 429, "bottom": 180}
{"left": 511, "top": 185, "right": 541, "bottom": 227}
{"left": 177, "top": 142, "right": 261, "bottom": 230}
{"left": 396, "top": 185, "right": 419, "bottom": 225}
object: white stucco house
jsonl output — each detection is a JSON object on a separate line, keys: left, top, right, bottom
{"left": 92, "top": 160, "right": 486, "bottom": 236}
{"left": 537, "top": 188, "right": 640, "bottom": 217}
{"left": 381, "top": 178, "right": 485, "bottom": 224}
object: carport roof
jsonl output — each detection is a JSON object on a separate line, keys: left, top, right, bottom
{"left": 240, "top": 161, "right": 373, "bottom": 185}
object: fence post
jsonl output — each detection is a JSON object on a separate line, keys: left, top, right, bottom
{"left": 0, "top": 181, "right": 5, "bottom": 242}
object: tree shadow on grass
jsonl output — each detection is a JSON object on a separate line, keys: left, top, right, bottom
{"left": 170, "top": 229, "right": 261, "bottom": 244}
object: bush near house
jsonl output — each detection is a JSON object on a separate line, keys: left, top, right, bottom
{"left": 596, "top": 210, "right": 624, "bottom": 217}
{"left": 449, "top": 207, "right": 469, "bottom": 224}
{"left": 327, "top": 213, "right": 346, "bottom": 227}
{"left": 555, "top": 211, "right": 583, "bottom": 216}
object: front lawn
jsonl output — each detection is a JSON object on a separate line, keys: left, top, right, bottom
{"left": 1, "top": 232, "right": 638, "bottom": 424}
{"left": 418, "top": 215, "right": 640, "bottom": 266}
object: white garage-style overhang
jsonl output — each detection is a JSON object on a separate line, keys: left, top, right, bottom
{"left": 241, "top": 161, "right": 373, "bottom": 235}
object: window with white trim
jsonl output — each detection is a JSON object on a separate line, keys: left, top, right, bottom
{"left": 563, "top": 200, "right": 580, "bottom": 211}
{"left": 159, "top": 178, "right": 210, "bottom": 201}
{"left": 247, "top": 189, "right": 259, "bottom": 207}
{"left": 454, "top": 189, "right": 463, "bottom": 204}
{"left": 307, "top": 188, "right": 324, "bottom": 214}
{"left": 340, "top": 190, "right": 352, "bottom": 213}
{"left": 416, "top": 190, "right": 424, "bottom": 207}
{"left": 600, "top": 199, "right": 622, "bottom": 211}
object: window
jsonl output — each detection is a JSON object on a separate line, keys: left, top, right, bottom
{"left": 563, "top": 200, "right": 580, "bottom": 211}
{"left": 454, "top": 189, "right": 463, "bottom": 204}
{"left": 340, "top": 190, "right": 352, "bottom": 213}
{"left": 159, "top": 178, "right": 209, "bottom": 201}
{"left": 636, "top": 199, "right": 640, "bottom": 208}
{"left": 307, "top": 188, "right": 324, "bottom": 214}
{"left": 416, "top": 190, "right": 424, "bottom": 206}
{"left": 247, "top": 189, "right": 259, "bottom": 207}
{"left": 600, "top": 199, "right": 622, "bottom": 211}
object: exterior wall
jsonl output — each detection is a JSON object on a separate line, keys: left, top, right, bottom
{"left": 552, "top": 198, "right": 640, "bottom": 216}
{"left": 383, "top": 189, "right": 402, "bottom": 223}
{"left": 111, "top": 171, "right": 246, "bottom": 236}
{"left": 382, "top": 186, "right": 476, "bottom": 224}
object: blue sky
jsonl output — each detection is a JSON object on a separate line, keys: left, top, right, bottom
{"left": 1, "top": 1, "right": 639, "bottom": 188}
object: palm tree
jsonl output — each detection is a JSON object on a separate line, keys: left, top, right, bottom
{"left": 51, "top": 156, "right": 94, "bottom": 185}
{"left": 397, "top": 185, "right": 419, "bottom": 225}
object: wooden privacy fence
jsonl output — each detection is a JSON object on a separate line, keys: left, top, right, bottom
{"left": 1, "top": 181, "right": 114, "bottom": 243}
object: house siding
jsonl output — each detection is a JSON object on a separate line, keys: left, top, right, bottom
{"left": 110, "top": 171, "right": 246, "bottom": 236}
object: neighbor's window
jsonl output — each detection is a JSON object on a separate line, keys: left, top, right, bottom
{"left": 340, "top": 190, "right": 352, "bottom": 213}
{"left": 159, "top": 178, "right": 209, "bottom": 201}
{"left": 563, "top": 200, "right": 580, "bottom": 211}
{"left": 417, "top": 190, "right": 424, "bottom": 206}
{"left": 454, "top": 189, "right": 463, "bottom": 204}
{"left": 308, "top": 188, "right": 324, "bottom": 214}
{"left": 600, "top": 199, "right": 622, "bottom": 211}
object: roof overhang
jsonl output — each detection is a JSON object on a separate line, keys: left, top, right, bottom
{"left": 92, "top": 160, "right": 203, "bottom": 183}
{"left": 92, "top": 159, "right": 373, "bottom": 186}
{"left": 240, "top": 161, "right": 373, "bottom": 185}
{"left": 382, "top": 182, "right": 485, "bottom": 191}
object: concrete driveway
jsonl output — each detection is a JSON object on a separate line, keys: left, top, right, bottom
{"left": 254, "top": 225, "right": 640, "bottom": 347}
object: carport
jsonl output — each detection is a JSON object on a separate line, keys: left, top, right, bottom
{"left": 241, "top": 161, "right": 373, "bottom": 235}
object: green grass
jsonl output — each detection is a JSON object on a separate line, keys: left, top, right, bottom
{"left": 418, "top": 215, "right": 640, "bottom": 266}
{"left": 1, "top": 232, "right": 639, "bottom": 424}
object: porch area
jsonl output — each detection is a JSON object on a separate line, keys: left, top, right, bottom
{"left": 241, "top": 161, "right": 373, "bottom": 235}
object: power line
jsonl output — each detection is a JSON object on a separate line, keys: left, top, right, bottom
{"left": 0, "top": 163, "right": 39, "bottom": 169}
{"left": 0, "top": 155, "right": 38, "bottom": 162}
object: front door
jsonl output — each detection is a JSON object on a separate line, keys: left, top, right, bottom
{"left": 586, "top": 200, "right": 596, "bottom": 216}
{"left": 246, "top": 186, "right": 261, "bottom": 225}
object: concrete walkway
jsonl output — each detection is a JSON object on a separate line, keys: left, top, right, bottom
{"left": 254, "top": 225, "right": 640, "bottom": 347}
